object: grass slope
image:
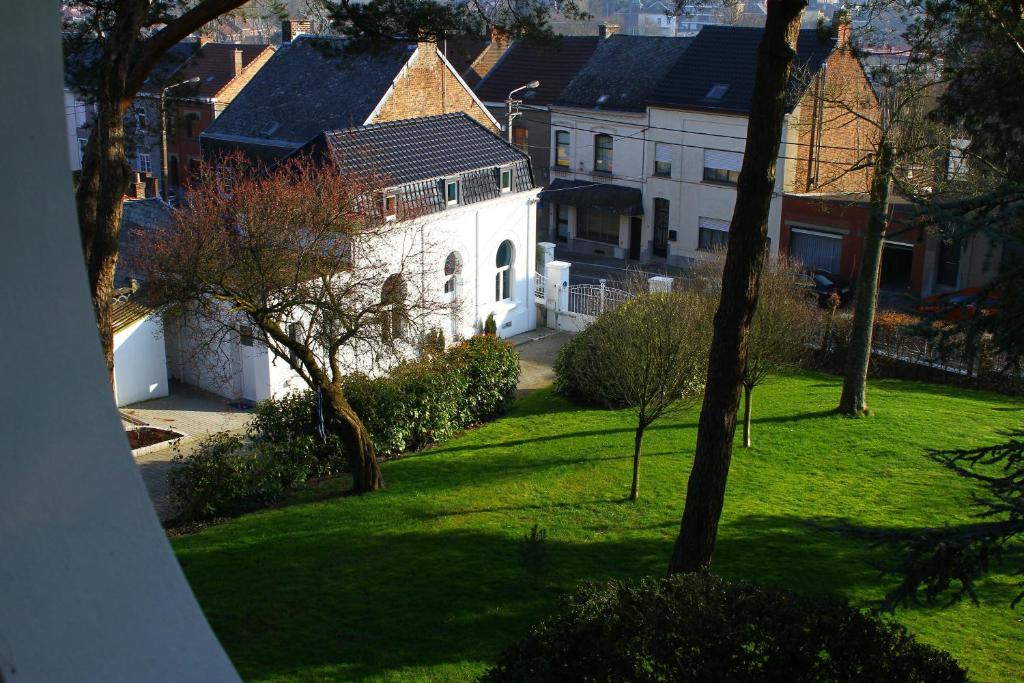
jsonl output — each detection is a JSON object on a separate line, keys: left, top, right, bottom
{"left": 174, "top": 373, "right": 1024, "bottom": 682}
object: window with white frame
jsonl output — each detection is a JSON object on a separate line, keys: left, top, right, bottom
{"left": 135, "top": 153, "right": 152, "bottom": 173}
{"left": 594, "top": 133, "right": 613, "bottom": 173}
{"left": 555, "top": 130, "right": 570, "bottom": 167}
{"left": 500, "top": 167, "right": 512, "bottom": 193}
{"left": 654, "top": 143, "right": 672, "bottom": 177}
{"left": 444, "top": 251, "right": 462, "bottom": 295}
{"left": 495, "top": 240, "right": 514, "bottom": 301}
{"left": 381, "top": 274, "right": 408, "bottom": 342}
{"left": 445, "top": 179, "right": 460, "bottom": 206}
{"left": 697, "top": 217, "right": 730, "bottom": 251}
{"left": 703, "top": 149, "right": 742, "bottom": 184}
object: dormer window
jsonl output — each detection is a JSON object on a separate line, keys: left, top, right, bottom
{"left": 500, "top": 167, "right": 512, "bottom": 193}
{"left": 445, "top": 179, "right": 460, "bottom": 206}
{"left": 383, "top": 192, "right": 397, "bottom": 220}
{"left": 705, "top": 83, "right": 729, "bottom": 100}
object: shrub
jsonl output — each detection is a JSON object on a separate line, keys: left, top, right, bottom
{"left": 482, "top": 574, "right": 967, "bottom": 682}
{"left": 448, "top": 334, "right": 520, "bottom": 422}
{"left": 168, "top": 432, "right": 316, "bottom": 522}
{"left": 249, "top": 390, "right": 346, "bottom": 478}
{"left": 484, "top": 312, "right": 498, "bottom": 336}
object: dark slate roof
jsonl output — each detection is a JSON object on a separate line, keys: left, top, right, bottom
{"left": 474, "top": 37, "right": 601, "bottom": 106}
{"left": 203, "top": 36, "right": 415, "bottom": 147}
{"left": 650, "top": 26, "right": 836, "bottom": 114}
{"left": 116, "top": 198, "right": 173, "bottom": 287}
{"left": 140, "top": 41, "right": 202, "bottom": 93}
{"left": 539, "top": 178, "right": 644, "bottom": 215}
{"left": 556, "top": 35, "right": 693, "bottom": 112}
{"left": 312, "top": 112, "right": 531, "bottom": 186}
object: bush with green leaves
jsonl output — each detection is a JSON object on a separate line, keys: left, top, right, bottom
{"left": 448, "top": 333, "right": 521, "bottom": 422}
{"left": 482, "top": 574, "right": 967, "bottom": 682}
{"left": 168, "top": 432, "right": 317, "bottom": 522}
{"left": 249, "top": 390, "right": 347, "bottom": 479}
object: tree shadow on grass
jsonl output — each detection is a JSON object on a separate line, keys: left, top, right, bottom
{"left": 179, "top": 513, "right": 922, "bottom": 682}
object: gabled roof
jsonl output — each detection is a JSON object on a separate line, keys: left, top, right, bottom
{"left": 167, "top": 42, "right": 272, "bottom": 99}
{"left": 306, "top": 112, "right": 530, "bottom": 187}
{"left": 204, "top": 36, "right": 416, "bottom": 147}
{"left": 140, "top": 41, "right": 201, "bottom": 93}
{"left": 474, "top": 37, "right": 601, "bottom": 107}
{"left": 111, "top": 292, "right": 153, "bottom": 334}
{"left": 650, "top": 26, "right": 836, "bottom": 115}
{"left": 556, "top": 35, "right": 693, "bottom": 112}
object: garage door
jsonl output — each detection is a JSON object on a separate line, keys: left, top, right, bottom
{"left": 789, "top": 228, "right": 842, "bottom": 273}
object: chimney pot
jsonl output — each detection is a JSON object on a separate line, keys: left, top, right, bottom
{"left": 832, "top": 9, "right": 852, "bottom": 46}
{"left": 599, "top": 23, "right": 620, "bottom": 39}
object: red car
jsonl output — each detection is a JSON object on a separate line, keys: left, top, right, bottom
{"left": 918, "top": 287, "right": 1003, "bottom": 321}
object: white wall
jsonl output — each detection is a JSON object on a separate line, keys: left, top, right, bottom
{"left": 173, "top": 189, "right": 540, "bottom": 402}
{"left": 64, "top": 88, "right": 85, "bottom": 171}
{"left": 113, "top": 315, "right": 170, "bottom": 407}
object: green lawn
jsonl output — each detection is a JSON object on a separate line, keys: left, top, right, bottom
{"left": 174, "top": 373, "right": 1024, "bottom": 682}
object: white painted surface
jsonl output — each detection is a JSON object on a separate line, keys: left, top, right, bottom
{"left": 0, "top": 5, "right": 241, "bottom": 681}
{"left": 113, "top": 314, "right": 170, "bottom": 406}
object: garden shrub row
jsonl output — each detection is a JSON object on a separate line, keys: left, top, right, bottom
{"left": 168, "top": 335, "right": 520, "bottom": 522}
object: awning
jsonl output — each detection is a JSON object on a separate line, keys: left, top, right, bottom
{"left": 539, "top": 178, "right": 644, "bottom": 215}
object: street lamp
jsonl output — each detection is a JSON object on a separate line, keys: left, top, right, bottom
{"left": 160, "top": 76, "right": 201, "bottom": 202}
{"left": 506, "top": 80, "right": 540, "bottom": 145}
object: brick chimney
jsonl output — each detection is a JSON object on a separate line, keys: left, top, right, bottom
{"left": 126, "top": 174, "right": 147, "bottom": 200}
{"left": 282, "top": 19, "right": 311, "bottom": 43}
{"left": 489, "top": 25, "right": 509, "bottom": 47}
{"left": 599, "top": 23, "right": 620, "bottom": 39}
{"left": 144, "top": 173, "right": 159, "bottom": 198}
{"left": 233, "top": 47, "right": 243, "bottom": 77}
{"left": 832, "top": 8, "right": 852, "bottom": 46}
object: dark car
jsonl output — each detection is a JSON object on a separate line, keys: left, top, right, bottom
{"left": 797, "top": 270, "right": 852, "bottom": 308}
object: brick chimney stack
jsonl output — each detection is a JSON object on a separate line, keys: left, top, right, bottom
{"left": 144, "top": 174, "right": 159, "bottom": 198}
{"left": 598, "top": 23, "right": 620, "bottom": 39}
{"left": 282, "top": 19, "right": 312, "bottom": 43}
{"left": 488, "top": 25, "right": 508, "bottom": 47}
{"left": 832, "top": 8, "right": 852, "bottom": 46}
{"left": 233, "top": 47, "right": 243, "bottom": 77}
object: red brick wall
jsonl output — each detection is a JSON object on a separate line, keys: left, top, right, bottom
{"left": 373, "top": 44, "right": 498, "bottom": 133}
{"left": 168, "top": 102, "right": 214, "bottom": 190}
{"left": 781, "top": 194, "right": 925, "bottom": 293}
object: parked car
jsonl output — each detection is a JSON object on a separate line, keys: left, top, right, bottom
{"left": 918, "top": 287, "right": 1002, "bottom": 321}
{"left": 797, "top": 270, "right": 852, "bottom": 308}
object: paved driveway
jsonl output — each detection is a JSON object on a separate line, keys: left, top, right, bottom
{"left": 124, "top": 382, "right": 253, "bottom": 521}
{"left": 509, "top": 330, "right": 572, "bottom": 395}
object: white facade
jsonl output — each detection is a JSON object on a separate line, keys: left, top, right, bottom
{"left": 168, "top": 189, "right": 540, "bottom": 403}
{"left": 549, "top": 104, "right": 793, "bottom": 266}
{"left": 113, "top": 314, "right": 169, "bottom": 407}
{"left": 64, "top": 88, "right": 89, "bottom": 171}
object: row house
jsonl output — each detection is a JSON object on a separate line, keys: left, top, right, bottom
{"left": 544, "top": 19, "right": 868, "bottom": 267}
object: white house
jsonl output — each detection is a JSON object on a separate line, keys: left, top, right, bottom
{"left": 170, "top": 113, "right": 540, "bottom": 404}
{"left": 111, "top": 292, "right": 169, "bottom": 407}
{"left": 546, "top": 25, "right": 841, "bottom": 267}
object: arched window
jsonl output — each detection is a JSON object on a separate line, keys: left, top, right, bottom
{"left": 495, "top": 240, "right": 514, "bottom": 302}
{"left": 444, "top": 251, "right": 462, "bottom": 295}
{"left": 381, "top": 274, "right": 408, "bottom": 342}
{"left": 594, "top": 133, "right": 613, "bottom": 173}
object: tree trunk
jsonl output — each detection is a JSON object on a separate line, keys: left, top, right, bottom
{"left": 742, "top": 384, "right": 753, "bottom": 448}
{"left": 668, "top": 0, "right": 807, "bottom": 575}
{"left": 838, "top": 141, "right": 894, "bottom": 416}
{"left": 630, "top": 427, "right": 644, "bottom": 501}
{"left": 322, "top": 381, "right": 384, "bottom": 493}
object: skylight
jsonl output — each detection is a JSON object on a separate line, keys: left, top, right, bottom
{"left": 705, "top": 83, "right": 729, "bottom": 99}
{"left": 260, "top": 121, "right": 280, "bottom": 137}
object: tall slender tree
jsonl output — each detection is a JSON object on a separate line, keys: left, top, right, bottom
{"left": 668, "top": 0, "right": 809, "bottom": 575}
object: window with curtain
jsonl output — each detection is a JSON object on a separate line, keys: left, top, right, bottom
{"left": 495, "top": 240, "right": 514, "bottom": 301}
{"left": 577, "top": 207, "right": 620, "bottom": 244}
{"left": 555, "top": 130, "right": 570, "bottom": 167}
{"left": 703, "top": 149, "right": 742, "bottom": 184}
{"left": 654, "top": 143, "right": 672, "bottom": 176}
{"left": 594, "top": 133, "right": 613, "bottom": 173}
{"left": 698, "top": 217, "right": 730, "bottom": 251}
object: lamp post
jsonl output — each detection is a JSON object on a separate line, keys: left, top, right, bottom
{"left": 160, "top": 76, "right": 200, "bottom": 203}
{"left": 506, "top": 80, "right": 540, "bottom": 145}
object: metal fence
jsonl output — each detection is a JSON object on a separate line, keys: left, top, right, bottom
{"left": 534, "top": 273, "right": 546, "bottom": 304}
{"left": 566, "top": 280, "right": 632, "bottom": 319}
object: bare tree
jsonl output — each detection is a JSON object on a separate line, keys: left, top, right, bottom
{"left": 694, "top": 252, "right": 818, "bottom": 448}
{"left": 139, "top": 154, "right": 450, "bottom": 493}
{"left": 584, "top": 290, "right": 713, "bottom": 501}
{"left": 667, "top": 0, "right": 809, "bottom": 576}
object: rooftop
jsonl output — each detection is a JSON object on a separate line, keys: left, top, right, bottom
{"left": 117, "top": 198, "right": 172, "bottom": 287}
{"left": 168, "top": 42, "right": 272, "bottom": 99}
{"left": 474, "top": 37, "right": 601, "bottom": 107}
{"left": 650, "top": 25, "right": 836, "bottom": 114}
{"left": 204, "top": 36, "right": 415, "bottom": 146}
{"left": 556, "top": 34, "right": 693, "bottom": 113}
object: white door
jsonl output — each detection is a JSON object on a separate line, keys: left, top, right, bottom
{"left": 238, "top": 326, "right": 262, "bottom": 402}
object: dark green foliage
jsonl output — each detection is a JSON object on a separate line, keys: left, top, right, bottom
{"left": 421, "top": 327, "right": 446, "bottom": 357}
{"left": 447, "top": 334, "right": 521, "bottom": 422}
{"left": 168, "top": 433, "right": 319, "bottom": 523}
{"left": 249, "top": 390, "right": 347, "bottom": 479}
{"left": 482, "top": 574, "right": 967, "bottom": 683}
{"left": 483, "top": 313, "right": 498, "bottom": 336}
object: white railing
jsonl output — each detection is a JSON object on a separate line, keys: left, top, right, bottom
{"left": 534, "top": 272, "right": 546, "bottom": 303}
{"left": 566, "top": 279, "right": 632, "bottom": 319}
